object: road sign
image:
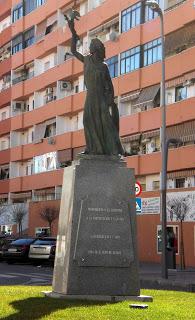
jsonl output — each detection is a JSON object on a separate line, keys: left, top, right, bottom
{"left": 135, "top": 182, "right": 142, "bottom": 196}
{"left": 136, "top": 198, "right": 142, "bottom": 214}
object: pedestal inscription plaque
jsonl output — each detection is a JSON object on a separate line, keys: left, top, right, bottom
{"left": 74, "top": 197, "right": 134, "bottom": 267}
{"left": 52, "top": 156, "right": 140, "bottom": 297}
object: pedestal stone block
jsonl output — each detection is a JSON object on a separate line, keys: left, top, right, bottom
{"left": 52, "top": 155, "right": 140, "bottom": 297}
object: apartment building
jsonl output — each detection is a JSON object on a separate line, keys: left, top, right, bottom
{"left": 0, "top": 0, "right": 195, "bottom": 266}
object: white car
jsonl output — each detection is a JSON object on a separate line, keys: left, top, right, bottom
{"left": 29, "top": 237, "right": 56, "bottom": 264}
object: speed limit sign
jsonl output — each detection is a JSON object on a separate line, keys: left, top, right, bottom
{"left": 135, "top": 182, "right": 142, "bottom": 196}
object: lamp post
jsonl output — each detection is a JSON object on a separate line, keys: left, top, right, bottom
{"left": 146, "top": 0, "right": 168, "bottom": 279}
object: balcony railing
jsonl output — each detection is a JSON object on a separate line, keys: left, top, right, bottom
{"left": 12, "top": 71, "right": 34, "bottom": 85}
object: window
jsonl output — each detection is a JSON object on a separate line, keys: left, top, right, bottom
{"left": 175, "top": 86, "right": 187, "bottom": 102}
{"left": 145, "top": 0, "right": 159, "bottom": 22}
{"left": 44, "top": 61, "right": 50, "bottom": 71}
{"left": 35, "top": 227, "right": 50, "bottom": 237}
{"left": 12, "top": 34, "right": 23, "bottom": 55}
{"left": 36, "top": 0, "right": 46, "bottom": 7}
{"left": 157, "top": 225, "right": 179, "bottom": 254}
{"left": 12, "top": 4, "right": 23, "bottom": 23}
{"left": 23, "top": 27, "right": 35, "bottom": 48}
{"left": 143, "top": 38, "right": 162, "bottom": 66}
{"left": 152, "top": 180, "right": 160, "bottom": 190}
{"left": 121, "top": 2, "right": 141, "bottom": 33}
{"left": 34, "top": 152, "right": 57, "bottom": 173}
{"left": 1, "top": 112, "right": 6, "bottom": 120}
{"left": 44, "top": 123, "right": 56, "bottom": 138}
{"left": 1, "top": 141, "right": 7, "bottom": 150}
{"left": 106, "top": 55, "right": 118, "bottom": 78}
{"left": 120, "top": 46, "right": 140, "bottom": 74}
{"left": 175, "top": 178, "right": 185, "bottom": 188}
{"left": 24, "top": 0, "right": 36, "bottom": 15}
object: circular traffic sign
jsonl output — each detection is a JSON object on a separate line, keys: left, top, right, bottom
{"left": 135, "top": 181, "right": 142, "bottom": 196}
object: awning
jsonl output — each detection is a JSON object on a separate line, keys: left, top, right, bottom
{"left": 167, "top": 120, "right": 195, "bottom": 143}
{"left": 120, "top": 90, "right": 140, "bottom": 103}
{"left": 167, "top": 169, "right": 195, "bottom": 179}
{"left": 34, "top": 119, "right": 56, "bottom": 143}
{"left": 10, "top": 192, "right": 32, "bottom": 200}
{"left": 0, "top": 194, "right": 8, "bottom": 199}
{"left": 166, "top": 70, "right": 195, "bottom": 88}
{"left": 34, "top": 188, "right": 55, "bottom": 196}
{"left": 141, "top": 129, "right": 160, "bottom": 140}
{"left": 34, "top": 123, "right": 46, "bottom": 144}
{"left": 57, "top": 149, "right": 72, "bottom": 163}
{"left": 165, "top": 22, "right": 195, "bottom": 57}
{"left": 121, "top": 134, "right": 141, "bottom": 143}
{"left": 132, "top": 84, "right": 160, "bottom": 107}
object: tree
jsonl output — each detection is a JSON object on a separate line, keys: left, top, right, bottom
{"left": 9, "top": 203, "right": 28, "bottom": 236}
{"left": 167, "top": 196, "right": 191, "bottom": 270}
{"left": 39, "top": 206, "right": 59, "bottom": 236}
{"left": 0, "top": 205, "right": 6, "bottom": 217}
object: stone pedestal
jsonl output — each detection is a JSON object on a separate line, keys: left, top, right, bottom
{"left": 52, "top": 155, "right": 140, "bottom": 297}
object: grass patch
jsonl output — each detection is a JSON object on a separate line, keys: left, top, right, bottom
{"left": 0, "top": 286, "right": 195, "bottom": 320}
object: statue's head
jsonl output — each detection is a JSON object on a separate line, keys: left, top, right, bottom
{"left": 89, "top": 38, "right": 105, "bottom": 61}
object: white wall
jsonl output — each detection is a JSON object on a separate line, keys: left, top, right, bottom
{"left": 26, "top": 94, "right": 34, "bottom": 111}
{"left": 119, "top": 100, "right": 132, "bottom": 116}
{"left": 0, "top": 16, "right": 11, "bottom": 33}
{"left": 166, "top": 87, "right": 175, "bottom": 104}
{"left": 187, "top": 84, "right": 195, "bottom": 98}
{"left": 43, "top": 53, "right": 57, "bottom": 72}
{"left": 10, "top": 162, "right": 19, "bottom": 178}
{"left": 0, "top": 106, "right": 10, "bottom": 120}
{"left": 80, "top": 1, "right": 88, "bottom": 16}
{"left": 146, "top": 174, "right": 160, "bottom": 191}
{"left": 78, "top": 111, "right": 83, "bottom": 130}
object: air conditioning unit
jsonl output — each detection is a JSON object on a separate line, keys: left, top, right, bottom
{"left": 47, "top": 137, "right": 56, "bottom": 145}
{"left": 46, "top": 87, "right": 53, "bottom": 95}
{"left": 60, "top": 81, "right": 72, "bottom": 91}
{"left": 109, "top": 31, "right": 119, "bottom": 42}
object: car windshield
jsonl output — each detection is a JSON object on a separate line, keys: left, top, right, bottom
{"left": 33, "top": 239, "right": 56, "bottom": 245}
{"left": 11, "top": 239, "right": 35, "bottom": 245}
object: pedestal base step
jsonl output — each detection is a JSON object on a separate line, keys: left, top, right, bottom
{"left": 42, "top": 291, "right": 153, "bottom": 302}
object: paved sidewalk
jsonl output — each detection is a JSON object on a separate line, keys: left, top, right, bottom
{"left": 139, "top": 263, "right": 195, "bottom": 292}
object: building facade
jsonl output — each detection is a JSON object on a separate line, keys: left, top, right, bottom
{"left": 0, "top": 0, "right": 195, "bottom": 266}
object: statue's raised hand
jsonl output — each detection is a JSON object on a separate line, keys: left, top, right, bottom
{"left": 64, "top": 10, "right": 80, "bottom": 41}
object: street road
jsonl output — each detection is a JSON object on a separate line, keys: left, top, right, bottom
{"left": 0, "top": 261, "right": 53, "bottom": 285}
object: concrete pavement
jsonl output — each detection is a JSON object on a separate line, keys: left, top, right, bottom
{"left": 140, "top": 262, "right": 195, "bottom": 292}
{"left": 0, "top": 261, "right": 195, "bottom": 292}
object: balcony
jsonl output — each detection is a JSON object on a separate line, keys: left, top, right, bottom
{"left": 9, "top": 169, "right": 63, "bottom": 193}
{"left": 0, "top": 148, "right": 10, "bottom": 165}
{"left": 0, "top": 86, "right": 11, "bottom": 107}
{"left": 12, "top": 71, "right": 34, "bottom": 86}
{"left": 126, "top": 144, "right": 195, "bottom": 176}
{"left": 0, "top": 179, "right": 9, "bottom": 194}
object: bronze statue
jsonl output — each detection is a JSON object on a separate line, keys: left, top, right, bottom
{"left": 65, "top": 11, "right": 124, "bottom": 156}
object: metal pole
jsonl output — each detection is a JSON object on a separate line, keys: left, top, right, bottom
{"left": 159, "top": 11, "right": 168, "bottom": 279}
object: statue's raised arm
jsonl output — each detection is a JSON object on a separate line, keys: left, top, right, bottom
{"left": 64, "top": 10, "right": 84, "bottom": 63}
